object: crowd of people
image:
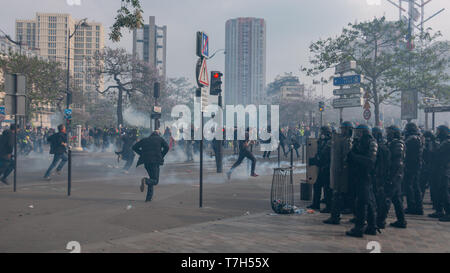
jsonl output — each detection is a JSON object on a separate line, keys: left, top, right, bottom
{"left": 307, "top": 121, "right": 450, "bottom": 238}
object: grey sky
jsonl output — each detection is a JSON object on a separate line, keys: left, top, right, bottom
{"left": 1, "top": 0, "right": 450, "bottom": 98}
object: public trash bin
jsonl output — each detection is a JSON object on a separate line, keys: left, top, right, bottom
{"left": 270, "top": 167, "right": 295, "bottom": 214}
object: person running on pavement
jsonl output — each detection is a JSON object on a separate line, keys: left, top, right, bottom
{"left": 226, "top": 128, "right": 259, "bottom": 179}
{"left": 44, "top": 124, "right": 68, "bottom": 180}
{"left": 0, "top": 124, "right": 17, "bottom": 185}
{"left": 133, "top": 129, "right": 169, "bottom": 202}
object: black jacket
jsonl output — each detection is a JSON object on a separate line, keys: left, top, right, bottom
{"left": 133, "top": 132, "right": 169, "bottom": 166}
{"left": 0, "top": 129, "right": 14, "bottom": 160}
{"left": 48, "top": 132, "right": 67, "bottom": 155}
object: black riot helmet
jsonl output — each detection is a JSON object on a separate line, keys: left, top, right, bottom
{"left": 422, "top": 130, "right": 434, "bottom": 140}
{"left": 320, "top": 126, "right": 332, "bottom": 139}
{"left": 354, "top": 124, "right": 371, "bottom": 139}
{"left": 340, "top": 121, "right": 354, "bottom": 138}
{"left": 436, "top": 125, "right": 449, "bottom": 141}
{"left": 386, "top": 125, "right": 402, "bottom": 141}
{"left": 404, "top": 122, "right": 419, "bottom": 138}
{"left": 372, "top": 127, "right": 383, "bottom": 142}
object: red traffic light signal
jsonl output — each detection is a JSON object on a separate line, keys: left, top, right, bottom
{"left": 213, "top": 73, "right": 219, "bottom": 79}
{"left": 210, "top": 71, "right": 223, "bottom": 95}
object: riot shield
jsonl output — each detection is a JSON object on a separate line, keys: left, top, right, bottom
{"left": 306, "top": 138, "right": 318, "bottom": 184}
{"left": 330, "top": 133, "right": 351, "bottom": 193}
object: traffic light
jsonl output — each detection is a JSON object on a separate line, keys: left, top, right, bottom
{"left": 154, "top": 82, "right": 160, "bottom": 99}
{"left": 210, "top": 71, "right": 223, "bottom": 95}
{"left": 318, "top": 101, "right": 325, "bottom": 112}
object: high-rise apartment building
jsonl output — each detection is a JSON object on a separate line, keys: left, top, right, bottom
{"left": 225, "top": 17, "right": 266, "bottom": 106}
{"left": 132, "top": 16, "right": 167, "bottom": 78}
{"left": 15, "top": 13, "right": 104, "bottom": 103}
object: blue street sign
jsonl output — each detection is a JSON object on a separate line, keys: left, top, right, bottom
{"left": 333, "top": 75, "right": 362, "bottom": 86}
{"left": 64, "top": 109, "right": 72, "bottom": 115}
{"left": 0, "top": 106, "right": 5, "bottom": 115}
{"left": 202, "top": 32, "right": 209, "bottom": 57}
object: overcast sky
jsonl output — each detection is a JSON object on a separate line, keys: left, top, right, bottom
{"left": 1, "top": 0, "right": 450, "bottom": 97}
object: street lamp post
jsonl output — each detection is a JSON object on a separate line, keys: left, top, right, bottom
{"left": 66, "top": 18, "right": 88, "bottom": 196}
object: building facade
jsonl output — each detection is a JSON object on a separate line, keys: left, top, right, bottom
{"left": 16, "top": 13, "right": 104, "bottom": 104}
{"left": 225, "top": 17, "right": 266, "bottom": 106}
{"left": 132, "top": 16, "right": 167, "bottom": 78}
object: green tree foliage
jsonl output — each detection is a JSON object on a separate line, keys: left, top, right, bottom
{"left": 110, "top": 0, "right": 144, "bottom": 42}
{"left": 303, "top": 17, "right": 450, "bottom": 125}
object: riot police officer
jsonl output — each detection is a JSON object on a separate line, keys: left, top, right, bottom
{"left": 379, "top": 125, "right": 407, "bottom": 228}
{"left": 324, "top": 121, "right": 353, "bottom": 225}
{"left": 403, "top": 122, "right": 424, "bottom": 215}
{"left": 420, "top": 131, "right": 436, "bottom": 202}
{"left": 430, "top": 125, "right": 450, "bottom": 222}
{"left": 346, "top": 124, "right": 378, "bottom": 237}
{"left": 371, "top": 127, "right": 390, "bottom": 229}
{"left": 308, "top": 126, "right": 332, "bottom": 213}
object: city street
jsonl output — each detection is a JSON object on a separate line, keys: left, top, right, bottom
{"left": 0, "top": 150, "right": 448, "bottom": 253}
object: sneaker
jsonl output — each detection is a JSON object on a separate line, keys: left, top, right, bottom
{"left": 438, "top": 215, "right": 450, "bottom": 222}
{"left": 390, "top": 221, "right": 407, "bottom": 228}
{"left": 44, "top": 176, "right": 51, "bottom": 181}
{"left": 251, "top": 173, "right": 259, "bottom": 177}
{"left": 1, "top": 177, "right": 9, "bottom": 185}
{"left": 56, "top": 170, "right": 62, "bottom": 175}
{"left": 140, "top": 178, "right": 146, "bottom": 192}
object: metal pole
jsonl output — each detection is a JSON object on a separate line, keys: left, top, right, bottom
{"left": 199, "top": 112, "right": 203, "bottom": 208}
{"left": 217, "top": 94, "right": 223, "bottom": 173}
{"left": 66, "top": 29, "right": 72, "bottom": 196}
{"left": 68, "top": 149, "right": 71, "bottom": 196}
{"left": 13, "top": 75, "right": 17, "bottom": 192}
{"left": 14, "top": 116, "right": 17, "bottom": 193}
{"left": 290, "top": 145, "right": 293, "bottom": 185}
{"left": 277, "top": 144, "right": 280, "bottom": 167}
{"left": 425, "top": 112, "right": 428, "bottom": 130}
{"left": 432, "top": 112, "right": 435, "bottom": 131}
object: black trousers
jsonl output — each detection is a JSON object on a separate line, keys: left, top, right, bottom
{"left": 263, "top": 151, "right": 271, "bottom": 158}
{"left": 312, "top": 172, "right": 331, "bottom": 208}
{"left": 436, "top": 175, "right": 450, "bottom": 215}
{"left": 330, "top": 191, "right": 346, "bottom": 219}
{"left": 380, "top": 181, "right": 406, "bottom": 223}
{"left": 230, "top": 150, "right": 256, "bottom": 175}
{"left": 404, "top": 167, "right": 423, "bottom": 212}
{"left": 144, "top": 163, "right": 160, "bottom": 185}
{"left": 123, "top": 154, "right": 135, "bottom": 171}
{"left": 354, "top": 180, "right": 377, "bottom": 229}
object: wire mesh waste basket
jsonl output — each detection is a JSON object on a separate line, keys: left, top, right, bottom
{"left": 271, "top": 167, "right": 295, "bottom": 214}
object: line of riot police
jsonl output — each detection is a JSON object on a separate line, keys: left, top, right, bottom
{"left": 308, "top": 121, "right": 450, "bottom": 238}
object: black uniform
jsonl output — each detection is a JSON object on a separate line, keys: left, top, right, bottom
{"left": 372, "top": 128, "right": 390, "bottom": 228}
{"left": 403, "top": 124, "right": 424, "bottom": 215}
{"left": 432, "top": 126, "right": 450, "bottom": 221}
{"left": 133, "top": 131, "right": 169, "bottom": 202}
{"left": 381, "top": 129, "right": 407, "bottom": 228}
{"left": 346, "top": 127, "right": 378, "bottom": 237}
{"left": 420, "top": 131, "right": 436, "bottom": 202}
{"left": 308, "top": 127, "right": 332, "bottom": 211}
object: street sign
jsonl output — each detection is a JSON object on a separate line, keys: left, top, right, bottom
{"left": 333, "top": 87, "right": 363, "bottom": 96}
{"left": 198, "top": 58, "right": 209, "bottom": 87}
{"left": 363, "top": 109, "right": 371, "bottom": 120}
{"left": 0, "top": 106, "right": 5, "bottom": 122}
{"left": 335, "top": 61, "right": 356, "bottom": 74}
{"left": 4, "top": 74, "right": 26, "bottom": 116}
{"left": 333, "top": 75, "right": 363, "bottom": 86}
{"left": 363, "top": 101, "right": 371, "bottom": 110}
{"left": 64, "top": 109, "right": 73, "bottom": 115}
{"left": 201, "top": 87, "right": 208, "bottom": 112}
{"left": 424, "top": 105, "right": 450, "bottom": 113}
{"left": 332, "top": 97, "right": 363, "bottom": 108}
{"left": 401, "top": 90, "right": 418, "bottom": 120}
{"left": 196, "top": 31, "right": 209, "bottom": 58}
